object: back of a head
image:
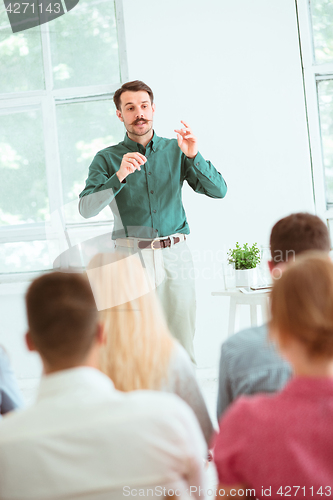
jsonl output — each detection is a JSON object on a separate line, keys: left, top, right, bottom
{"left": 270, "top": 213, "right": 330, "bottom": 265}
{"left": 271, "top": 253, "right": 333, "bottom": 358}
{"left": 26, "top": 272, "right": 98, "bottom": 368}
{"left": 87, "top": 252, "right": 174, "bottom": 391}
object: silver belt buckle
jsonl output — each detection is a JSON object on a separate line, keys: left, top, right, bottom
{"left": 150, "top": 239, "right": 160, "bottom": 250}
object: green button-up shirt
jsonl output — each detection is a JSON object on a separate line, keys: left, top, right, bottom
{"left": 79, "top": 133, "right": 227, "bottom": 239}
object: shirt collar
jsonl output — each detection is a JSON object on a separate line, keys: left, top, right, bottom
{"left": 123, "top": 131, "right": 161, "bottom": 152}
{"left": 37, "top": 367, "right": 115, "bottom": 402}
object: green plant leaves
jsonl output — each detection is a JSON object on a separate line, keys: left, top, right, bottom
{"left": 227, "top": 242, "right": 261, "bottom": 270}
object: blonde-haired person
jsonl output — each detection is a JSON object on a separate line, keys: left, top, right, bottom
{"left": 87, "top": 251, "right": 213, "bottom": 447}
{"left": 213, "top": 252, "right": 333, "bottom": 499}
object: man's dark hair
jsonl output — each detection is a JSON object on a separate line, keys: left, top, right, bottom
{"left": 113, "top": 80, "right": 154, "bottom": 111}
{"left": 26, "top": 272, "right": 98, "bottom": 367}
{"left": 270, "top": 212, "right": 330, "bottom": 265}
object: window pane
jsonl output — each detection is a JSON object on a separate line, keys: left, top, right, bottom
{"left": 0, "top": 241, "right": 52, "bottom": 273}
{"left": 0, "top": 109, "right": 49, "bottom": 225}
{"left": 56, "top": 99, "right": 124, "bottom": 222}
{"left": 0, "top": 11, "right": 44, "bottom": 93}
{"left": 318, "top": 80, "right": 333, "bottom": 204}
{"left": 50, "top": 0, "right": 120, "bottom": 89}
{"left": 310, "top": 0, "right": 333, "bottom": 63}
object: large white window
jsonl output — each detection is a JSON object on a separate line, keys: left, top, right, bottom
{"left": 0, "top": 0, "right": 127, "bottom": 278}
{"left": 297, "top": 0, "right": 333, "bottom": 233}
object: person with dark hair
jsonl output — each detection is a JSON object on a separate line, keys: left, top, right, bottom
{"left": 0, "top": 346, "right": 24, "bottom": 416}
{"left": 217, "top": 212, "right": 331, "bottom": 419}
{"left": 214, "top": 253, "right": 333, "bottom": 497}
{"left": 113, "top": 80, "right": 154, "bottom": 111}
{"left": 79, "top": 80, "right": 227, "bottom": 363}
{"left": 0, "top": 272, "right": 207, "bottom": 500}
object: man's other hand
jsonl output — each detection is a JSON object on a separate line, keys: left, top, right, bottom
{"left": 174, "top": 121, "right": 198, "bottom": 159}
{"left": 116, "top": 152, "right": 147, "bottom": 182}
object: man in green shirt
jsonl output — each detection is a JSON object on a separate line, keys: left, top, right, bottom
{"left": 79, "top": 80, "right": 227, "bottom": 362}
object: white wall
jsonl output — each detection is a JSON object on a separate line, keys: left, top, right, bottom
{"left": 1, "top": 0, "right": 315, "bottom": 382}
{"left": 123, "top": 0, "right": 314, "bottom": 368}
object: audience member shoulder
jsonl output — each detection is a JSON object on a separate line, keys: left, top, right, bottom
{"left": 128, "top": 390, "right": 205, "bottom": 434}
{"left": 170, "top": 342, "right": 194, "bottom": 370}
{"left": 127, "top": 388, "right": 194, "bottom": 417}
{"left": 123, "top": 390, "right": 207, "bottom": 452}
{"left": 218, "top": 391, "right": 276, "bottom": 439}
{"left": 222, "top": 324, "right": 269, "bottom": 352}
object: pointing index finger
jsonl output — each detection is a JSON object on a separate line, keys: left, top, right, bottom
{"left": 181, "top": 120, "right": 190, "bottom": 129}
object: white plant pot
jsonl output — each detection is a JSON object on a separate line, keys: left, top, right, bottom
{"left": 235, "top": 268, "right": 258, "bottom": 288}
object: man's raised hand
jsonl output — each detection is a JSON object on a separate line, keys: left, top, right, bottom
{"left": 174, "top": 121, "right": 198, "bottom": 159}
{"left": 116, "top": 152, "right": 147, "bottom": 182}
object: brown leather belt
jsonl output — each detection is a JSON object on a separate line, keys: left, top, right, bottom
{"left": 138, "top": 235, "right": 185, "bottom": 250}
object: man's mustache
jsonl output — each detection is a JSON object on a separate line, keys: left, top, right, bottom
{"left": 131, "top": 118, "right": 151, "bottom": 125}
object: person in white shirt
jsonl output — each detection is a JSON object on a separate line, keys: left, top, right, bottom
{"left": 87, "top": 251, "right": 214, "bottom": 446}
{"left": 0, "top": 272, "right": 207, "bottom": 500}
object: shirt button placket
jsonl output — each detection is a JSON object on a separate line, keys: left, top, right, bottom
{"left": 146, "top": 166, "right": 157, "bottom": 227}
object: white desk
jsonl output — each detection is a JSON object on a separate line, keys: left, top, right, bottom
{"left": 212, "top": 289, "right": 270, "bottom": 336}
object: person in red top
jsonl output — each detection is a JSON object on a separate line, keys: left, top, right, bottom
{"left": 213, "top": 252, "right": 333, "bottom": 499}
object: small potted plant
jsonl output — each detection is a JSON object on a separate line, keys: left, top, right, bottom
{"left": 227, "top": 242, "right": 261, "bottom": 287}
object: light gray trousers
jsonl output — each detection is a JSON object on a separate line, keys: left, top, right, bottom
{"left": 115, "top": 236, "right": 196, "bottom": 363}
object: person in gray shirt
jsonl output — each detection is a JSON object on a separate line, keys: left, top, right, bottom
{"left": 217, "top": 212, "right": 331, "bottom": 420}
{"left": 0, "top": 346, "right": 24, "bottom": 416}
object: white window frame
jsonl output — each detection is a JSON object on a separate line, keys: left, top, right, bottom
{"left": 296, "top": 0, "right": 333, "bottom": 223}
{"left": 0, "top": 0, "right": 128, "bottom": 281}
